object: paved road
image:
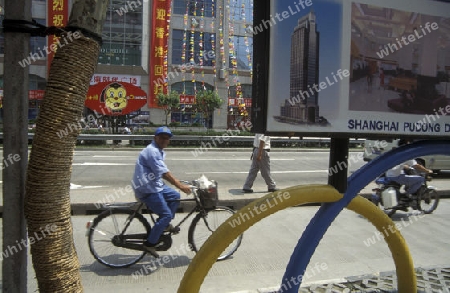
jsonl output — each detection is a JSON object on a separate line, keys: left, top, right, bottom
{"left": 68, "top": 149, "right": 354, "bottom": 191}
{"left": 2, "top": 199, "right": 448, "bottom": 292}
{"left": 2, "top": 148, "right": 449, "bottom": 212}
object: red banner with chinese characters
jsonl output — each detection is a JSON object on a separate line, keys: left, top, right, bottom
{"left": 180, "top": 94, "right": 196, "bottom": 105}
{"left": 29, "top": 90, "right": 45, "bottom": 100}
{"left": 47, "top": 0, "right": 69, "bottom": 71}
{"left": 228, "top": 98, "right": 252, "bottom": 107}
{"left": 149, "top": 0, "right": 172, "bottom": 108}
{"left": 85, "top": 82, "right": 147, "bottom": 116}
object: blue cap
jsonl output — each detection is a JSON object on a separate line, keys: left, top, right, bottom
{"left": 155, "top": 126, "right": 173, "bottom": 137}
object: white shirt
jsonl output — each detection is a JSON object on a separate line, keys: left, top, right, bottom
{"left": 253, "top": 134, "right": 271, "bottom": 149}
{"left": 386, "top": 159, "right": 417, "bottom": 177}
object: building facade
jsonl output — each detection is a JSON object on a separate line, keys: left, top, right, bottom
{"left": 280, "top": 10, "right": 320, "bottom": 124}
{"left": 0, "top": 0, "right": 254, "bottom": 130}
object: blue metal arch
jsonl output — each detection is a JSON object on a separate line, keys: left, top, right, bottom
{"left": 280, "top": 139, "right": 450, "bottom": 292}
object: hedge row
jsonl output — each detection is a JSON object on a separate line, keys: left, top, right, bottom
{"left": 76, "top": 138, "right": 331, "bottom": 148}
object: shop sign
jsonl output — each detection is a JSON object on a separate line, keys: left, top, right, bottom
{"left": 180, "top": 94, "right": 195, "bottom": 104}
{"left": 90, "top": 74, "right": 141, "bottom": 86}
{"left": 85, "top": 82, "right": 147, "bottom": 116}
{"left": 29, "top": 90, "right": 45, "bottom": 100}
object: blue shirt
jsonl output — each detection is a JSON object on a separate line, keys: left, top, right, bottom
{"left": 132, "top": 141, "right": 169, "bottom": 197}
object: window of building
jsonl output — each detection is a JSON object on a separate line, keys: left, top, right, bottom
{"left": 172, "top": 29, "right": 215, "bottom": 66}
{"left": 229, "top": 84, "right": 252, "bottom": 99}
{"left": 30, "top": 18, "right": 46, "bottom": 55}
{"left": 170, "top": 81, "right": 215, "bottom": 127}
{"left": 229, "top": 36, "right": 253, "bottom": 70}
{"left": 171, "top": 81, "right": 214, "bottom": 95}
{"left": 173, "top": 0, "right": 215, "bottom": 18}
{"left": 29, "top": 74, "right": 46, "bottom": 90}
{"left": 229, "top": 0, "right": 253, "bottom": 23}
{"left": 98, "top": 2, "right": 142, "bottom": 66}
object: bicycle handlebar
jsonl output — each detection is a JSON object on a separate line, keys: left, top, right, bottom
{"left": 179, "top": 180, "right": 198, "bottom": 195}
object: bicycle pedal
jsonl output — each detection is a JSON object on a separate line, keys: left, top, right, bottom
{"left": 165, "top": 224, "right": 180, "bottom": 234}
{"left": 169, "top": 226, "right": 180, "bottom": 234}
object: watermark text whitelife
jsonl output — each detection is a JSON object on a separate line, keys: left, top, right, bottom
{"left": 152, "top": 49, "right": 216, "bottom": 89}
{"left": 190, "top": 120, "right": 253, "bottom": 157}
{"left": 363, "top": 213, "right": 424, "bottom": 247}
{"left": 0, "top": 224, "right": 58, "bottom": 261}
{"left": 288, "top": 69, "right": 349, "bottom": 105}
{"left": 228, "top": 191, "right": 291, "bottom": 228}
{"left": 19, "top": 31, "right": 82, "bottom": 68}
{"left": 131, "top": 242, "right": 194, "bottom": 279}
{"left": 94, "top": 171, "right": 156, "bottom": 209}
{"left": 2, "top": 153, "right": 21, "bottom": 170}
{"left": 278, "top": 262, "right": 328, "bottom": 292}
{"left": 56, "top": 109, "right": 108, "bottom": 139}
{"left": 410, "top": 104, "right": 450, "bottom": 133}
{"left": 377, "top": 22, "right": 439, "bottom": 59}
{"left": 251, "top": 0, "right": 314, "bottom": 35}
{"left": 115, "top": 0, "right": 148, "bottom": 16}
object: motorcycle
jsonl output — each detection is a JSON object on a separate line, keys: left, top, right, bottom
{"left": 371, "top": 170, "right": 439, "bottom": 217}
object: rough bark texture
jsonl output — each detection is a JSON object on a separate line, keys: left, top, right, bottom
{"left": 24, "top": 1, "right": 108, "bottom": 291}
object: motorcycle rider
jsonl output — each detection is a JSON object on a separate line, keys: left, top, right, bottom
{"left": 385, "top": 139, "right": 433, "bottom": 208}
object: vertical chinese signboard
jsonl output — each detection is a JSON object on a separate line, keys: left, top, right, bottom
{"left": 47, "top": 0, "right": 68, "bottom": 71}
{"left": 149, "top": 0, "right": 172, "bottom": 108}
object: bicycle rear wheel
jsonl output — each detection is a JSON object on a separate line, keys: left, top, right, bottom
{"left": 188, "top": 206, "right": 243, "bottom": 261}
{"left": 88, "top": 209, "right": 151, "bottom": 268}
{"left": 419, "top": 189, "right": 439, "bottom": 214}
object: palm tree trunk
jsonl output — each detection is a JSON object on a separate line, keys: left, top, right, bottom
{"left": 24, "top": 1, "right": 108, "bottom": 291}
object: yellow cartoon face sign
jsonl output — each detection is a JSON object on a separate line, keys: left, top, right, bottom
{"left": 102, "top": 83, "right": 128, "bottom": 113}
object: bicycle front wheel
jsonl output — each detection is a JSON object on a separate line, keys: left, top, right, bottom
{"left": 419, "top": 189, "right": 439, "bottom": 214}
{"left": 188, "top": 206, "right": 243, "bottom": 261}
{"left": 88, "top": 209, "right": 151, "bottom": 268}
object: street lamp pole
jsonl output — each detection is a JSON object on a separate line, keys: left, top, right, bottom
{"left": 2, "top": 0, "right": 31, "bottom": 291}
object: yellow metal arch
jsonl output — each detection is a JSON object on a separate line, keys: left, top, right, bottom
{"left": 177, "top": 185, "right": 416, "bottom": 292}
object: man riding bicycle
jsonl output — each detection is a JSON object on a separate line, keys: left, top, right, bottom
{"left": 131, "top": 126, "right": 191, "bottom": 257}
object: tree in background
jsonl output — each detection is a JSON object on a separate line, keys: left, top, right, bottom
{"left": 157, "top": 91, "right": 180, "bottom": 125}
{"left": 195, "top": 90, "right": 224, "bottom": 129}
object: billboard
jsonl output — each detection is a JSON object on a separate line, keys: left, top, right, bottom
{"left": 85, "top": 82, "right": 147, "bottom": 116}
{"left": 253, "top": 0, "right": 450, "bottom": 138}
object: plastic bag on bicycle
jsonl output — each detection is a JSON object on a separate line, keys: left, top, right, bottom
{"left": 194, "top": 175, "right": 218, "bottom": 209}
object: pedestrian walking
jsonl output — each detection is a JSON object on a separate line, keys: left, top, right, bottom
{"left": 242, "top": 133, "right": 277, "bottom": 193}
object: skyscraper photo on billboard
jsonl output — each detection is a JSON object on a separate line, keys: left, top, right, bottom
{"left": 267, "top": 0, "right": 343, "bottom": 129}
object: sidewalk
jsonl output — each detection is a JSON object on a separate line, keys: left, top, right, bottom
{"left": 5, "top": 204, "right": 449, "bottom": 293}
{"left": 62, "top": 179, "right": 450, "bottom": 292}
{"left": 1, "top": 188, "right": 450, "bottom": 292}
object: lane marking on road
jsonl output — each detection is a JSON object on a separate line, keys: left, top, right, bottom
{"left": 70, "top": 183, "right": 105, "bottom": 189}
{"left": 185, "top": 170, "right": 328, "bottom": 174}
{"left": 167, "top": 158, "right": 295, "bottom": 161}
{"left": 92, "top": 156, "right": 137, "bottom": 158}
{"left": 73, "top": 159, "right": 295, "bottom": 164}
{"left": 73, "top": 163, "right": 134, "bottom": 166}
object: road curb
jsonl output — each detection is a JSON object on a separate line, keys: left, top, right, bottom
{"left": 1, "top": 191, "right": 447, "bottom": 217}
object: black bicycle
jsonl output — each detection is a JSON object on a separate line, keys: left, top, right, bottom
{"left": 86, "top": 180, "right": 243, "bottom": 268}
